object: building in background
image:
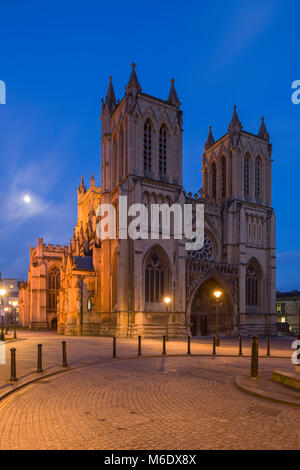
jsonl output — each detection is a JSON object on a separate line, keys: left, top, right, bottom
{"left": 276, "top": 290, "right": 300, "bottom": 336}
{"left": 0, "top": 274, "right": 20, "bottom": 323}
{"left": 19, "top": 64, "right": 276, "bottom": 337}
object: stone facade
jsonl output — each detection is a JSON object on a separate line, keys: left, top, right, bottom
{"left": 19, "top": 64, "right": 276, "bottom": 337}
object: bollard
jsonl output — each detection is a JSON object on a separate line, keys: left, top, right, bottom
{"left": 266, "top": 336, "right": 271, "bottom": 357}
{"left": 10, "top": 348, "right": 17, "bottom": 382}
{"left": 162, "top": 335, "right": 166, "bottom": 355}
{"left": 251, "top": 336, "right": 259, "bottom": 378}
{"left": 62, "top": 341, "right": 68, "bottom": 367}
{"left": 37, "top": 344, "right": 43, "bottom": 373}
{"left": 137, "top": 335, "right": 142, "bottom": 356}
{"left": 212, "top": 336, "right": 216, "bottom": 355}
{"left": 113, "top": 336, "right": 117, "bottom": 358}
{"left": 239, "top": 336, "right": 243, "bottom": 356}
{"left": 187, "top": 336, "right": 191, "bottom": 355}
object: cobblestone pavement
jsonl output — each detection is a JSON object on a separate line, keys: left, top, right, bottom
{"left": 0, "top": 355, "right": 298, "bottom": 450}
{"left": 0, "top": 331, "right": 294, "bottom": 390}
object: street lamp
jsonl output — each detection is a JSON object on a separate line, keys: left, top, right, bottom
{"left": 4, "top": 307, "right": 9, "bottom": 334}
{"left": 12, "top": 301, "right": 18, "bottom": 339}
{"left": 213, "top": 290, "right": 223, "bottom": 347}
{"left": 164, "top": 296, "right": 172, "bottom": 341}
{"left": 0, "top": 289, "right": 6, "bottom": 341}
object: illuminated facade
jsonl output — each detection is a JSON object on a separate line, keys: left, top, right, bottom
{"left": 19, "top": 65, "right": 276, "bottom": 337}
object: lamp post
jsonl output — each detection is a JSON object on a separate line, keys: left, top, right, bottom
{"left": 0, "top": 289, "right": 6, "bottom": 342}
{"left": 213, "top": 290, "right": 223, "bottom": 347}
{"left": 4, "top": 307, "right": 9, "bottom": 334}
{"left": 12, "top": 301, "right": 18, "bottom": 339}
{"left": 164, "top": 296, "right": 172, "bottom": 341}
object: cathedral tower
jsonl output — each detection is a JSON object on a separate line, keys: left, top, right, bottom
{"left": 199, "top": 106, "right": 276, "bottom": 335}
{"left": 99, "top": 64, "right": 187, "bottom": 337}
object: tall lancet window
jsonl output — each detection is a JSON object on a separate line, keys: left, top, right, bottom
{"left": 47, "top": 266, "right": 60, "bottom": 311}
{"left": 211, "top": 162, "right": 217, "bottom": 200}
{"left": 246, "top": 263, "right": 260, "bottom": 307}
{"left": 159, "top": 125, "right": 167, "bottom": 175}
{"left": 244, "top": 154, "right": 250, "bottom": 198}
{"left": 144, "top": 120, "right": 152, "bottom": 171}
{"left": 145, "top": 250, "right": 168, "bottom": 304}
{"left": 221, "top": 156, "right": 226, "bottom": 199}
{"left": 112, "top": 135, "right": 117, "bottom": 188}
{"left": 118, "top": 125, "right": 124, "bottom": 181}
{"left": 255, "top": 157, "right": 261, "bottom": 200}
{"left": 204, "top": 167, "right": 208, "bottom": 197}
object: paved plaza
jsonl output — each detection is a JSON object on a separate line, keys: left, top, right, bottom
{"left": 0, "top": 332, "right": 299, "bottom": 450}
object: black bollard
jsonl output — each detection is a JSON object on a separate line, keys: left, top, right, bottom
{"left": 251, "top": 336, "right": 259, "bottom": 378}
{"left": 162, "top": 335, "right": 166, "bottom": 355}
{"left": 239, "top": 336, "right": 243, "bottom": 356}
{"left": 37, "top": 344, "right": 43, "bottom": 373}
{"left": 137, "top": 335, "right": 142, "bottom": 356}
{"left": 266, "top": 336, "right": 271, "bottom": 357}
{"left": 187, "top": 336, "right": 191, "bottom": 355}
{"left": 212, "top": 336, "right": 216, "bottom": 355}
{"left": 10, "top": 348, "right": 17, "bottom": 382}
{"left": 113, "top": 336, "right": 117, "bottom": 358}
{"left": 62, "top": 341, "right": 68, "bottom": 367}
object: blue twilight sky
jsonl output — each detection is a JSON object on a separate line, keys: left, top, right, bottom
{"left": 0, "top": 0, "right": 299, "bottom": 290}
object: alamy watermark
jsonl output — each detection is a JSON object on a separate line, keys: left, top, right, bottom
{"left": 291, "top": 339, "right": 300, "bottom": 365}
{"left": 0, "top": 340, "right": 5, "bottom": 364}
{"left": 96, "top": 197, "right": 204, "bottom": 251}
{"left": 0, "top": 80, "right": 6, "bottom": 104}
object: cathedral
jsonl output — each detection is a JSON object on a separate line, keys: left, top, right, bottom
{"left": 19, "top": 64, "right": 276, "bottom": 337}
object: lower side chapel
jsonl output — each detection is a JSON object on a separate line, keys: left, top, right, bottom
{"left": 19, "top": 65, "right": 276, "bottom": 337}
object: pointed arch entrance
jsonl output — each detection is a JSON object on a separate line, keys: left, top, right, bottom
{"left": 190, "top": 278, "right": 234, "bottom": 337}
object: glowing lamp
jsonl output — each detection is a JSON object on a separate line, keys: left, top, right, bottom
{"left": 213, "top": 290, "right": 222, "bottom": 300}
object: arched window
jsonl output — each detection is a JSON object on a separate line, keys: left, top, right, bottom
{"left": 144, "top": 119, "right": 152, "bottom": 171}
{"left": 47, "top": 267, "right": 60, "bottom": 311}
{"left": 211, "top": 162, "right": 217, "bottom": 200}
{"left": 87, "top": 296, "right": 93, "bottom": 312}
{"left": 112, "top": 135, "right": 117, "bottom": 187}
{"left": 221, "top": 156, "right": 226, "bottom": 199}
{"left": 246, "top": 263, "right": 260, "bottom": 307}
{"left": 255, "top": 157, "right": 261, "bottom": 200}
{"left": 159, "top": 125, "right": 167, "bottom": 175}
{"left": 118, "top": 124, "right": 124, "bottom": 181}
{"left": 244, "top": 154, "right": 250, "bottom": 198}
{"left": 145, "top": 250, "right": 169, "bottom": 304}
{"left": 204, "top": 167, "right": 208, "bottom": 197}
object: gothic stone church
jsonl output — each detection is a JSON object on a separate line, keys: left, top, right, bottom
{"left": 19, "top": 64, "right": 276, "bottom": 337}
